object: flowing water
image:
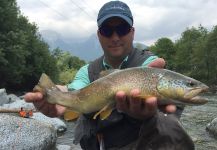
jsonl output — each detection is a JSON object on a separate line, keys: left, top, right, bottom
{"left": 57, "top": 94, "right": 217, "bottom": 150}
{"left": 181, "top": 94, "right": 217, "bottom": 150}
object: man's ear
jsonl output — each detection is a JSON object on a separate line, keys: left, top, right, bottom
{"left": 131, "top": 27, "right": 135, "bottom": 40}
{"left": 131, "top": 27, "right": 135, "bottom": 31}
{"left": 97, "top": 30, "right": 100, "bottom": 38}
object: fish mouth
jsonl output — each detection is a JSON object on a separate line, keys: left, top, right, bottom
{"left": 183, "top": 86, "right": 209, "bottom": 105}
{"left": 189, "top": 96, "right": 208, "bottom": 105}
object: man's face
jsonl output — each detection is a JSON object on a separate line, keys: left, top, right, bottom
{"left": 97, "top": 17, "right": 134, "bottom": 59}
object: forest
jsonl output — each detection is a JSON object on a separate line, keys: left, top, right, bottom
{"left": 0, "top": 0, "right": 216, "bottom": 92}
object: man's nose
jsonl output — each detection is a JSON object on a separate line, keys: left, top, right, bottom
{"left": 110, "top": 31, "right": 120, "bottom": 41}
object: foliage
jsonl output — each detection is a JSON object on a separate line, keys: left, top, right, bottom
{"left": 174, "top": 26, "right": 207, "bottom": 75}
{"left": 52, "top": 48, "right": 86, "bottom": 84}
{"left": 150, "top": 38, "right": 175, "bottom": 70}
{"left": 59, "top": 69, "right": 77, "bottom": 85}
{"left": 150, "top": 25, "right": 217, "bottom": 86}
{"left": 0, "top": 0, "right": 59, "bottom": 91}
{"left": 204, "top": 26, "right": 217, "bottom": 85}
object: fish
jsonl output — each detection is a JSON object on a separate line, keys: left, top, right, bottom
{"left": 33, "top": 67, "right": 209, "bottom": 120}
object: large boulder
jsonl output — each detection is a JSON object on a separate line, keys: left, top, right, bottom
{"left": 0, "top": 100, "right": 67, "bottom": 133}
{"left": 32, "top": 113, "right": 67, "bottom": 133}
{"left": 0, "top": 99, "right": 35, "bottom": 110}
{"left": 0, "top": 114, "right": 57, "bottom": 150}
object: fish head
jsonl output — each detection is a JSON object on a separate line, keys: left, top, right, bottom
{"left": 157, "top": 70, "right": 209, "bottom": 105}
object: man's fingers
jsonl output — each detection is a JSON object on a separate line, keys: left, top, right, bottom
{"left": 158, "top": 104, "right": 177, "bottom": 113}
{"left": 143, "top": 97, "right": 157, "bottom": 117}
{"left": 115, "top": 89, "right": 176, "bottom": 120}
{"left": 165, "top": 105, "right": 176, "bottom": 113}
{"left": 129, "top": 89, "right": 142, "bottom": 113}
{"left": 116, "top": 91, "right": 128, "bottom": 112}
{"left": 148, "top": 58, "right": 165, "bottom": 68}
{"left": 24, "top": 92, "right": 43, "bottom": 102}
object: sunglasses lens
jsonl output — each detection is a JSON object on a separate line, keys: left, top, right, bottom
{"left": 99, "top": 26, "right": 113, "bottom": 37}
{"left": 99, "top": 23, "right": 131, "bottom": 37}
{"left": 116, "top": 24, "right": 131, "bottom": 36}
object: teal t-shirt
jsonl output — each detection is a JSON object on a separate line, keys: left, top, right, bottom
{"left": 67, "top": 55, "right": 158, "bottom": 91}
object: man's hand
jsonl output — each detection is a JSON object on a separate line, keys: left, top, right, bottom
{"left": 116, "top": 89, "right": 157, "bottom": 119}
{"left": 115, "top": 58, "right": 176, "bottom": 120}
{"left": 147, "top": 58, "right": 166, "bottom": 68}
{"left": 24, "top": 85, "right": 67, "bottom": 117}
{"left": 115, "top": 89, "right": 176, "bottom": 120}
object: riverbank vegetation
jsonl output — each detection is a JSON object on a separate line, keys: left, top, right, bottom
{"left": 150, "top": 26, "right": 217, "bottom": 88}
{"left": 0, "top": 0, "right": 216, "bottom": 92}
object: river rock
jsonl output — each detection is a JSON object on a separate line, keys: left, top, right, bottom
{"left": 8, "top": 94, "right": 23, "bottom": 103}
{"left": 0, "top": 99, "right": 67, "bottom": 133}
{"left": 32, "top": 113, "right": 67, "bottom": 133}
{"left": 0, "top": 114, "right": 57, "bottom": 150}
{"left": 56, "top": 144, "right": 71, "bottom": 150}
{"left": 0, "top": 88, "right": 10, "bottom": 105}
{"left": 206, "top": 117, "right": 217, "bottom": 137}
{"left": 0, "top": 99, "right": 35, "bottom": 110}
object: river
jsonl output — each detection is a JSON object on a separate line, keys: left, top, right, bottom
{"left": 181, "top": 94, "right": 217, "bottom": 150}
{"left": 57, "top": 94, "right": 217, "bottom": 150}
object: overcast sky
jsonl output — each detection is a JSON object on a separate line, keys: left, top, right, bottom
{"left": 17, "top": 0, "right": 217, "bottom": 45}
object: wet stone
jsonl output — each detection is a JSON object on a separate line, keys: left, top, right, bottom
{"left": 0, "top": 114, "right": 57, "bottom": 150}
{"left": 206, "top": 117, "right": 217, "bottom": 137}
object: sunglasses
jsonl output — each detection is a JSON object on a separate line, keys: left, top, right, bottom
{"left": 99, "top": 23, "right": 132, "bottom": 38}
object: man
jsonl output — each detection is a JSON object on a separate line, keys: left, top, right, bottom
{"left": 25, "top": 1, "right": 194, "bottom": 150}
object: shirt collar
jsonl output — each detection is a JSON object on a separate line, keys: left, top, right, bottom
{"left": 102, "top": 56, "right": 129, "bottom": 69}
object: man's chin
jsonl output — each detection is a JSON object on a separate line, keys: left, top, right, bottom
{"left": 109, "top": 53, "right": 126, "bottom": 59}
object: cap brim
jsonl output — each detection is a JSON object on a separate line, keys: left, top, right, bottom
{"left": 98, "top": 14, "right": 133, "bottom": 27}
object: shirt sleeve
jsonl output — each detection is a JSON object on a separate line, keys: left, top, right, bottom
{"left": 142, "top": 55, "right": 159, "bottom": 67}
{"left": 67, "top": 64, "right": 90, "bottom": 91}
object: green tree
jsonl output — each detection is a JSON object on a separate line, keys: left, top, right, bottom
{"left": 190, "top": 26, "right": 208, "bottom": 82}
{"left": 204, "top": 26, "right": 217, "bottom": 85}
{"left": 150, "top": 38, "right": 175, "bottom": 70}
{"left": 174, "top": 26, "right": 206, "bottom": 76}
{"left": 51, "top": 48, "right": 86, "bottom": 84}
{"left": 0, "top": 0, "right": 58, "bottom": 91}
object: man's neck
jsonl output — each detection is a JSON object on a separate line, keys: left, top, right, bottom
{"left": 104, "top": 56, "right": 124, "bottom": 69}
{"left": 104, "top": 47, "right": 134, "bottom": 68}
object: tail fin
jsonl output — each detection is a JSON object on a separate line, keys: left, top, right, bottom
{"left": 33, "top": 73, "right": 56, "bottom": 94}
{"left": 33, "top": 73, "right": 80, "bottom": 120}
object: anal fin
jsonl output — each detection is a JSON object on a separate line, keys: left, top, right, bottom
{"left": 63, "top": 109, "right": 80, "bottom": 121}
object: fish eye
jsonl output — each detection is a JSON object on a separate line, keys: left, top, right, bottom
{"left": 186, "top": 81, "right": 195, "bottom": 87}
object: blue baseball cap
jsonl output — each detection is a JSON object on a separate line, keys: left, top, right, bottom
{"left": 97, "top": 1, "right": 133, "bottom": 27}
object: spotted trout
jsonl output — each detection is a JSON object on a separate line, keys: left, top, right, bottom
{"left": 34, "top": 67, "right": 209, "bottom": 120}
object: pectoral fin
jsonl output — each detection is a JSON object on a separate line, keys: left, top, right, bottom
{"left": 93, "top": 104, "right": 114, "bottom": 120}
{"left": 63, "top": 109, "right": 80, "bottom": 121}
